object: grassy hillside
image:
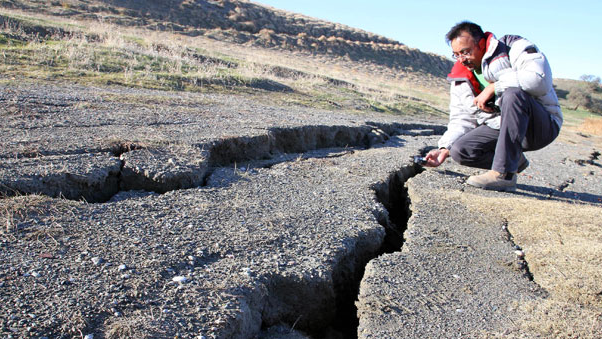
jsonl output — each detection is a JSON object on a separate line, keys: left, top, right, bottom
{"left": 1, "top": 1, "right": 600, "bottom": 132}
{"left": 0, "top": 0, "right": 453, "bottom": 77}
{"left": 0, "top": 7, "right": 450, "bottom": 117}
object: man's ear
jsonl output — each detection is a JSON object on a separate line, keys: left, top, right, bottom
{"left": 478, "top": 36, "right": 487, "bottom": 51}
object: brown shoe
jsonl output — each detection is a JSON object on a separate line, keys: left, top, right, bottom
{"left": 466, "top": 170, "right": 517, "bottom": 192}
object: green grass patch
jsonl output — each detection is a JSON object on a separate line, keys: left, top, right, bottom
{"left": 560, "top": 106, "right": 601, "bottom": 127}
{"left": 0, "top": 33, "right": 25, "bottom": 46}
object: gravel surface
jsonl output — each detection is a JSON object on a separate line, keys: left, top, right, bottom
{"left": 0, "top": 134, "right": 435, "bottom": 339}
{"left": 1, "top": 80, "right": 600, "bottom": 339}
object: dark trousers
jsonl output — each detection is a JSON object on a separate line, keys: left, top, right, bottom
{"left": 450, "top": 88, "right": 560, "bottom": 173}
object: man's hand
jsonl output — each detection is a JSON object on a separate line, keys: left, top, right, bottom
{"left": 424, "top": 148, "right": 450, "bottom": 167}
{"left": 473, "top": 83, "right": 495, "bottom": 112}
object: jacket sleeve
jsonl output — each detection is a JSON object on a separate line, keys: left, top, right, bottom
{"left": 438, "top": 81, "right": 478, "bottom": 149}
{"left": 494, "top": 39, "right": 553, "bottom": 97}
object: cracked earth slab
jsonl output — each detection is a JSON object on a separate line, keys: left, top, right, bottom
{"left": 0, "top": 153, "right": 122, "bottom": 201}
{"left": 0, "top": 82, "right": 442, "bottom": 201}
{"left": 0, "top": 132, "right": 436, "bottom": 339}
{"left": 515, "top": 141, "right": 602, "bottom": 203}
{"left": 0, "top": 82, "right": 442, "bottom": 159}
{"left": 3, "top": 81, "right": 600, "bottom": 339}
{"left": 357, "top": 165, "right": 545, "bottom": 338}
{"left": 356, "top": 138, "right": 602, "bottom": 338}
{"left": 1, "top": 79, "right": 448, "bottom": 339}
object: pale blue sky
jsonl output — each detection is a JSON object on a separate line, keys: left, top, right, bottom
{"left": 253, "top": 0, "right": 601, "bottom": 80}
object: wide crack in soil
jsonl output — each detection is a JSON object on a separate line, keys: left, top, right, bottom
{"left": 1, "top": 122, "right": 443, "bottom": 203}
{"left": 2, "top": 123, "right": 440, "bottom": 339}
{"left": 327, "top": 164, "right": 423, "bottom": 338}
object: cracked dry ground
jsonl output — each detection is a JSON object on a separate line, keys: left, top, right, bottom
{"left": 2, "top": 82, "right": 602, "bottom": 339}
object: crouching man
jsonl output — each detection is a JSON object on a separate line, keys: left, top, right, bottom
{"left": 425, "top": 21, "right": 563, "bottom": 191}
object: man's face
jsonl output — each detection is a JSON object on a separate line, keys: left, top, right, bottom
{"left": 451, "top": 32, "right": 484, "bottom": 72}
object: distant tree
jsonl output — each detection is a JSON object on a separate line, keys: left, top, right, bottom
{"left": 580, "top": 74, "right": 602, "bottom": 92}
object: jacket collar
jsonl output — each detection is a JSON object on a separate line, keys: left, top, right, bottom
{"left": 481, "top": 32, "right": 497, "bottom": 61}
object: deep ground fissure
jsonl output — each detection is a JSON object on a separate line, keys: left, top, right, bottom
{"left": 287, "top": 164, "right": 423, "bottom": 339}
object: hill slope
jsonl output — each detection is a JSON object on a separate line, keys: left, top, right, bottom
{"left": 1, "top": 0, "right": 453, "bottom": 78}
{"left": 0, "top": 1, "right": 452, "bottom": 117}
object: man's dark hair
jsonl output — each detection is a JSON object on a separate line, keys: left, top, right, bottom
{"left": 446, "top": 21, "right": 485, "bottom": 45}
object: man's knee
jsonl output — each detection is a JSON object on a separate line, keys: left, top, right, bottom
{"left": 500, "top": 87, "right": 530, "bottom": 105}
{"left": 449, "top": 144, "right": 466, "bottom": 164}
{"left": 448, "top": 138, "right": 495, "bottom": 170}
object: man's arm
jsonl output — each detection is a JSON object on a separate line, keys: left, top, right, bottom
{"left": 494, "top": 39, "right": 553, "bottom": 98}
{"left": 437, "top": 81, "right": 479, "bottom": 150}
{"left": 428, "top": 81, "right": 479, "bottom": 167}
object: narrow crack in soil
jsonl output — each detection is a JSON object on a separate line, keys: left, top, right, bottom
{"left": 573, "top": 150, "right": 602, "bottom": 168}
{"left": 501, "top": 220, "right": 537, "bottom": 283}
{"left": 258, "top": 163, "right": 424, "bottom": 339}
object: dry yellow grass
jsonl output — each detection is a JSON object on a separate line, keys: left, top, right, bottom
{"left": 0, "top": 194, "right": 76, "bottom": 244}
{"left": 557, "top": 122, "right": 602, "bottom": 151}
{"left": 442, "top": 191, "right": 602, "bottom": 338}
{"left": 579, "top": 117, "right": 602, "bottom": 136}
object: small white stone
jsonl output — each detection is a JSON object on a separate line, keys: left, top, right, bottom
{"left": 84, "top": 334, "right": 94, "bottom": 339}
{"left": 91, "top": 257, "right": 104, "bottom": 266}
{"left": 118, "top": 264, "right": 127, "bottom": 271}
{"left": 31, "top": 272, "right": 41, "bottom": 278}
{"left": 172, "top": 276, "right": 189, "bottom": 283}
{"left": 514, "top": 250, "right": 525, "bottom": 258}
